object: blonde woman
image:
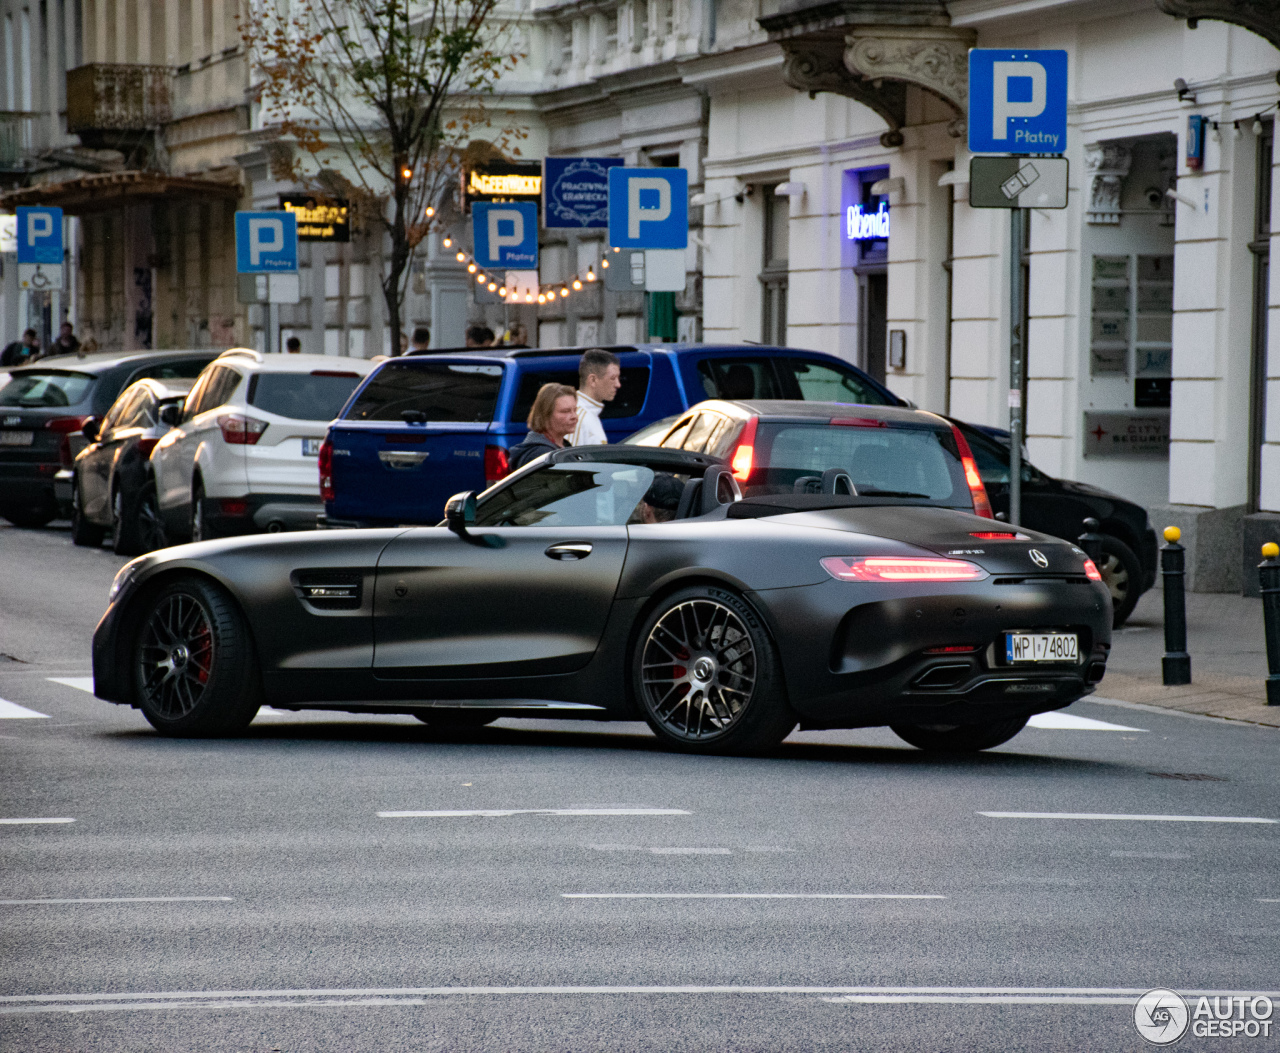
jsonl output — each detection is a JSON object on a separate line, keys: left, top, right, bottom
{"left": 508, "top": 383, "right": 578, "bottom": 470}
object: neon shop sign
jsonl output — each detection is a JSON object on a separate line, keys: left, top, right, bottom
{"left": 846, "top": 200, "right": 889, "bottom": 241}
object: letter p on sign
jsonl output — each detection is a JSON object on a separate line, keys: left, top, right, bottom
{"left": 967, "top": 49, "right": 1067, "bottom": 156}
{"left": 235, "top": 211, "right": 298, "bottom": 273}
{"left": 991, "top": 61, "right": 1046, "bottom": 140}
{"left": 608, "top": 167, "right": 688, "bottom": 250}
{"left": 248, "top": 218, "right": 283, "bottom": 265}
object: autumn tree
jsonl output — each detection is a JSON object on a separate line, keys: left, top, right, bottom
{"left": 244, "top": 0, "right": 521, "bottom": 355}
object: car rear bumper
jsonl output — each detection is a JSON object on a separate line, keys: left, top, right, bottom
{"left": 207, "top": 493, "right": 323, "bottom": 535}
{"left": 0, "top": 470, "right": 59, "bottom": 510}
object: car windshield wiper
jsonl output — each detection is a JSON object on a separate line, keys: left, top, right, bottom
{"left": 855, "top": 488, "right": 931, "bottom": 499}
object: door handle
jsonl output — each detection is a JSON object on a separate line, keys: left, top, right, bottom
{"left": 545, "top": 542, "right": 593, "bottom": 561}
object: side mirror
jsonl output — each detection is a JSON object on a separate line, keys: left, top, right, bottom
{"left": 444, "top": 490, "right": 505, "bottom": 548}
{"left": 158, "top": 403, "right": 181, "bottom": 427}
{"left": 81, "top": 418, "right": 99, "bottom": 441}
{"left": 444, "top": 491, "right": 477, "bottom": 536}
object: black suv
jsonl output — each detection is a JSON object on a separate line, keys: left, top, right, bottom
{"left": 0, "top": 350, "right": 220, "bottom": 528}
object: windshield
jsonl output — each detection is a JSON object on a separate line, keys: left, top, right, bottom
{"left": 0, "top": 371, "right": 95, "bottom": 408}
{"left": 249, "top": 372, "right": 364, "bottom": 421}
{"left": 748, "top": 421, "right": 971, "bottom": 507}
{"left": 347, "top": 361, "right": 502, "bottom": 423}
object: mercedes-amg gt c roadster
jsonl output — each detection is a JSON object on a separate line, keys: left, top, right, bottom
{"left": 93, "top": 441, "right": 1112, "bottom": 754}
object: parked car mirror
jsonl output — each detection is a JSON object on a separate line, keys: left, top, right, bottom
{"left": 445, "top": 491, "right": 477, "bottom": 536}
{"left": 81, "top": 418, "right": 99, "bottom": 441}
{"left": 158, "top": 403, "right": 181, "bottom": 427}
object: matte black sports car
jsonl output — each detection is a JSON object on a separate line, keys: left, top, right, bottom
{"left": 93, "top": 444, "right": 1112, "bottom": 754}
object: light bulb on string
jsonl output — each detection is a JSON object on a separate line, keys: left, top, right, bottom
{"left": 559, "top": 287, "right": 570, "bottom": 298}
{"left": 525, "top": 293, "right": 535, "bottom": 303}
{"left": 586, "top": 267, "right": 596, "bottom": 282}
{"left": 538, "top": 293, "right": 547, "bottom": 304}
{"left": 467, "top": 263, "right": 477, "bottom": 273}
{"left": 1210, "top": 122, "right": 1221, "bottom": 142}
{"left": 443, "top": 236, "right": 453, "bottom": 248}
{"left": 1234, "top": 121, "right": 1243, "bottom": 139}
{"left": 476, "top": 273, "right": 486, "bottom": 284}
{"left": 601, "top": 258, "right": 609, "bottom": 269}
{"left": 425, "top": 206, "right": 435, "bottom": 218}
{"left": 572, "top": 279, "right": 583, "bottom": 290}
{"left": 612, "top": 246, "right": 620, "bottom": 253}
{"left": 1253, "top": 114, "right": 1264, "bottom": 136}
{"left": 455, "top": 251, "right": 466, "bottom": 262}
{"left": 488, "top": 282, "right": 498, "bottom": 292}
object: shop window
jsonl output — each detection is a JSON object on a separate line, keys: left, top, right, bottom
{"left": 760, "top": 184, "right": 789, "bottom": 345}
{"left": 1089, "top": 253, "right": 1173, "bottom": 406}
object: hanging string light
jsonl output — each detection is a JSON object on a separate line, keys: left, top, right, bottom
{"left": 439, "top": 242, "right": 625, "bottom": 305}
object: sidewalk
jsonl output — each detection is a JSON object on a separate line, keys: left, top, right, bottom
{"left": 1096, "top": 587, "right": 1280, "bottom": 727}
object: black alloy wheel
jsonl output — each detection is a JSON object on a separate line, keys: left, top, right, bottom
{"left": 890, "top": 716, "right": 1029, "bottom": 753}
{"left": 136, "top": 483, "right": 168, "bottom": 554}
{"left": 1097, "top": 535, "right": 1142, "bottom": 628}
{"left": 190, "top": 481, "right": 212, "bottom": 543}
{"left": 110, "top": 486, "right": 138, "bottom": 556}
{"left": 133, "top": 576, "right": 261, "bottom": 736}
{"left": 70, "top": 481, "right": 105, "bottom": 546}
{"left": 634, "top": 584, "right": 795, "bottom": 754}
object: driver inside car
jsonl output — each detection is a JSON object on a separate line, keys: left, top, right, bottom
{"left": 634, "top": 472, "right": 683, "bottom": 524}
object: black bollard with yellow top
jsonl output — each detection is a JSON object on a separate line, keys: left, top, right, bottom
{"left": 1161, "top": 526, "right": 1191, "bottom": 686}
{"left": 1258, "top": 541, "right": 1280, "bottom": 706}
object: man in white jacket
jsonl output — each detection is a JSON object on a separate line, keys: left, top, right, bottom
{"left": 570, "top": 348, "right": 622, "bottom": 446}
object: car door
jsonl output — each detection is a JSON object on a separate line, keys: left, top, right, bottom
{"left": 371, "top": 460, "right": 650, "bottom": 680}
{"left": 155, "top": 366, "right": 237, "bottom": 515}
{"left": 80, "top": 390, "right": 136, "bottom": 521}
{"left": 154, "top": 369, "right": 214, "bottom": 513}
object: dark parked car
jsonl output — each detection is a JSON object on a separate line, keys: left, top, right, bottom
{"left": 70, "top": 378, "right": 194, "bottom": 555}
{"left": 949, "top": 420, "right": 1157, "bottom": 627}
{"left": 627, "top": 402, "right": 1154, "bottom": 627}
{"left": 0, "top": 350, "right": 220, "bottom": 528}
{"left": 93, "top": 442, "right": 1109, "bottom": 754}
{"left": 321, "top": 344, "right": 903, "bottom": 527}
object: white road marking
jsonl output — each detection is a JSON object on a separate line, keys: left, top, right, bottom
{"left": 562, "top": 893, "right": 945, "bottom": 900}
{"left": 1109, "top": 851, "right": 1191, "bottom": 859}
{"left": 378, "top": 808, "right": 691, "bottom": 818}
{"left": 9, "top": 985, "right": 1276, "bottom": 1016}
{"left": 255, "top": 708, "right": 290, "bottom": 718}
{"left": 0, "top": 897, "right": 233, "bottom": 905}
{"left": 649, "top": 847, "right": 732, "bottom": 855}
{"left": 0, "top": 699, "right": 49, "bottom": 719}
{"left": 1025, "top": 712, "right": 1145, "bottom": 731}
{"left": 1259, "top": 898, "right": 1280, "bottom": 903}
{"left": 46, "top": 677, "right": 94, "bottom": 694}
{"left": 980, "top": 812, "right": 1276, "bottom": 823}
{"left": 0, "top": 818, "right": 75, "bottom": 825}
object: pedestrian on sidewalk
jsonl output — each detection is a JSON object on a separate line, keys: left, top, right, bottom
{"left": 1, "top": 328, "right": 41, "bottom": 367}
{"left": 44, "top": 323, "right": 80, "bottom": 358}
{"left": 570, "top": 348, "right": 621, "bottom": 447}
{"left": 508, "top": 383, "right": 578, "bottom": 471}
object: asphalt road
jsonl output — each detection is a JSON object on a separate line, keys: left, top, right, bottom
{"left": 2, "top": 521, "right": 1279, "bottom": 1052}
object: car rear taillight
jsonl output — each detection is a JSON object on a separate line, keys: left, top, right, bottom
{"left": 950, "top": 425, "right": 994, "bottom": 519}
{"left": 138, "top": 437, "right": 159, "bottom": 458}
{"left": 219, "top": 498, "right": 248, "bottom": 517}
{"left": 970, "top": 531, "right": 1025, "bottom": 540}
{"left": 820, "top": 556, "right": 989, "bottom": 582}
{"left": 830, "top": 417, "right": 888, "bottom": 428}
{"left": 318, "top": 438, "right": 334, "bottom": 502}
{"left": 729, "top": 415, "right": 759, "bottom": 481}
{"left": 485, "top": 444, "right": 510, "bottom": 484}
{"left": 1083, "top": 559, "right": 1103, "bottom": 582}
{"left": 46, "top": 416, "right": 90, "bottom": 468}
{"left": 218, "top": 414, "right": 268, "bottom": 445}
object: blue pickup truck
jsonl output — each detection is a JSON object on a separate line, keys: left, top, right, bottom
{"left": 319, "top": 343, "right": 903, "bottom": 527}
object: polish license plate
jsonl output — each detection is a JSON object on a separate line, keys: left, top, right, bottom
{"left": 0, "top": 430, "right": 34, "bottom": 446}
{"left": 302, "top": 438, "right": 323, "bottom": 456}
{"left": 1006, "top": 632, "right": 1078, "bottom": 663}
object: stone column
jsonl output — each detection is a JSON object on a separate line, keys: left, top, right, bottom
{"left": 427, "top": 251, "right": 469, "bottom": 349}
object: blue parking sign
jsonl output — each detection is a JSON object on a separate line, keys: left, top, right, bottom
{"left": 968, "top": 49, "right": 1068, "bottom": 155}
{"left": 607, "top": 168, "right": 688, "bottom": 250}
{"left": 235, "top": 211, "right": 298, "bottom": 273}
{"left": 472, "top": 202, "right": 539, "bottom": 269}
{"left": 16, "top": 207, "right": 63, "bottom": 265}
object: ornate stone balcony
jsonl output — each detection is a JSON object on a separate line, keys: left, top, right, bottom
{"left": 66, "top": 64, "right": 173, "bottom": 134}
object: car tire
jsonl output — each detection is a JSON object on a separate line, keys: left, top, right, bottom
{"left": 132, "top": 576, "right": 261, "bottom": 737}
{"left": 70, "top": 484, "right": 105, "bottom": 546}
{"left": 890, "top": 716, "right": 1029, "bottom": 753}
{"left": 633, "top": 584, "right": 796, "bottom": 755}
{"left": 136, "top": 483, "right": 168, "bottom": 554}
{"left": 111, "top": 486, "right": 144, "bottom": 556}
{"left": 190, "top": 481, "right": 214, "bottom": 543}
{"left": 1097, "top": 535, "right": 1142, "bottom": 628}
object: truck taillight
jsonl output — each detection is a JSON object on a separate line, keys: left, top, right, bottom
{"left": 318, "top": 438, "right": 334, "bottom": 502}
{"left": 484, "top": 444, "right": 510, "bottom": 484}
{"left": 218, "top": 414, "right": 268, "bottom": 445}
{"left": 950, "top": 425, "right": 994, "bottom": 519}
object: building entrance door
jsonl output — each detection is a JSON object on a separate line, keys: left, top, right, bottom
{"left": 859, "top": 269, "right": 887, "bottom": 384}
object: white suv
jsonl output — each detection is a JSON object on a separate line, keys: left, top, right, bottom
{"left": 150, "top": 349, "right": 373, "bottom": 540}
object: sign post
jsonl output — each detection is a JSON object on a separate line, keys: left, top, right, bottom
{"left": 16, "top": 206, "right": 64, "bottom": 291}
{"left": 235, "top": 210, "right": 299, "bottom": 354}
{"left": 968, "top": 49, "right": 1068, "bottom": 526}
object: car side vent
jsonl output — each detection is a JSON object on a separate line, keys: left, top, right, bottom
{"left": 292, "top": 571, "right": 363, "bottom": 611}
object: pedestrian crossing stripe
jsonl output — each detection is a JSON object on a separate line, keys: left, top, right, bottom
{"left": 0, "top": 699, "right": 49, "bottom": 719}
